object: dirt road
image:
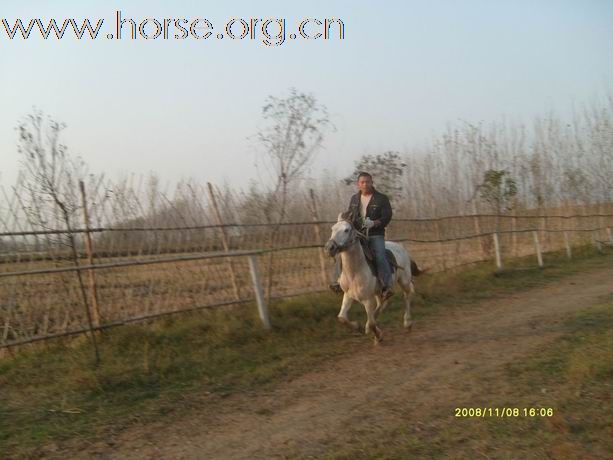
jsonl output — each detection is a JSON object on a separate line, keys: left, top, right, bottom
{"left": 87, "top": 265, "right": 612, "bottom": 459}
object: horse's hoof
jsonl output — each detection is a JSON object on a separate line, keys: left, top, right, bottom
{"left": 338, "top": 317, "right": 362, "bottom": 333}
{"left": 404, "top": 321, "right": 413, "bottom": 331}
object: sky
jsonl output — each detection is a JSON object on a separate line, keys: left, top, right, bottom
{"left": 1, "top": 0, "right": 612, "bottom": 190}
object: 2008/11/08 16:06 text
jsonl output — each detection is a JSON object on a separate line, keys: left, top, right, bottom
{"left": 455, "top": 408, "right": 555, "bottom": 418}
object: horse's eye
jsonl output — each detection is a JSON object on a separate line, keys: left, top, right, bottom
{"left": 344, "top": 229, "right": 349, "bottom": 233}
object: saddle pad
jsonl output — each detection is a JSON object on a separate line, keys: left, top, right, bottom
{"left": 359, "top": 239, "right": 397, "bottom": 276}
{"left": 385, "top": 249, "right": 398, "bottom": 272}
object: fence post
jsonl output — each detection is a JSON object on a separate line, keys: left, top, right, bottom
{"left": 79, "top": 181, "right": 101, "bottom": 328}
{"left": 207, "top": 182, "right": 241, "bottom": 301}
{"left": 563, "top": 231, "right": 572, "bottom": 259}
{"left": 308, "top": 189, "right": 329, "bottom": 287}
{"left": 511, "top": 210, "right": 518, "bottom": 257}
{"left": 472, "top": 204, "right": 486, "bottom": 260}
{"left": 599, "top": 203, "right": 607, "bottom": 247}
{"left": 493, "top": 232, "right": 503, "bottom": 271}
{"left": 435, "top": 220, "right": 447, "bottom": 271}
{"left": 541, "top": 214, "right": 549, "bottom": 253}
{"left": 533, "top": 230, "right": 544, "bottom": 267}
{"left": 592, "top": 232, "right": 603, "bottom": 253}
{"left": 65, "top": 224, "right": 100, "bottom": 366}
{"left": 247, "top": 255, "right": 271, "bottom": 330}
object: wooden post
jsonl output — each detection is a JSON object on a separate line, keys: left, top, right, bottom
{"left": 541, "top": 215, "right": 549, "bottom": 253}
{"left": 308, "top": 189, "right": 329, "bottom": 287}
{"left": 533, "top": 230, "right": 543, "bottom": 267}
{"left": 472, "top": 201, "right": 486, "bottom": 260}
{"left": 599, "top": 203, "right": 607, "bottom": 247}
{"left": 79, "top": 181, "right": 101, "bottom": 327}
{"left": 207, "top": 182, "right": 241, "bottom": 301}
{"left": 64, "top": 218, "right": 100, "bottom": 366}
{"left": 563, "top": 231, "right": 572, "bottom": 259}
{"left": 435, "top": 220, "right": 447, "bottom": 271}
{"left": 592, "top": 232, "right": 603, "bottom": 253}
{"left": 493, "top": 232, "right": 503, "bottom": 271}
{"left": 248, "top": 255, "right": 270, "bottom": 330}
{"left": 511, "top": 210, "right": 518, "bottom": 257}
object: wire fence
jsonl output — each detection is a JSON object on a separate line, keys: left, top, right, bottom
{"left": 1, "top": 178, "right": 612, "bottom": 351}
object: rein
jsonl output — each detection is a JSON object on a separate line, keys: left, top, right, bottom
{"left": 335, "top": 221, "right": 368, "bottom": 253}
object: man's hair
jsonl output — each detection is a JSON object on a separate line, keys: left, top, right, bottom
{"left": 357, "top": 171, "right": 373, "bottom": 181}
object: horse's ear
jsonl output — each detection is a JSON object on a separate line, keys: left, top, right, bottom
{"left": 338, "top": 211, "right": 351, "bottom": 222}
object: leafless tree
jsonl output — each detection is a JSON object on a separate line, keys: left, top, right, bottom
{"left": 17, "top": 110, "right": 100, "bottom": 364}
{"left": 255, "top": 88, "right": 333, "bottom": 300}
{"left": 256, "top": 88, "right": 333, "bottom": 223}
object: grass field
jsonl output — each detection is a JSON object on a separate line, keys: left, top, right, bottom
{"left": 0, "top": 245, "right": 611, "bottom": 458}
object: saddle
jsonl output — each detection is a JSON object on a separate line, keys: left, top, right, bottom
{"left": 357, "top": 236, "right": 399, "bottom": 278}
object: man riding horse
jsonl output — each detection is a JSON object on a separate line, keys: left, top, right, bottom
{"left": 329, "top": 171, "right": 394, "bottom": 301}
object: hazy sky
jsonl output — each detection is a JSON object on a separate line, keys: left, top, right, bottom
{"left": 1, "top": 0, "right": 612, "bottom": 189}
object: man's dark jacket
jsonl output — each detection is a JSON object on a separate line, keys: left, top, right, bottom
{"left": 347, "top": 189, "right": 392, "bottom": 236}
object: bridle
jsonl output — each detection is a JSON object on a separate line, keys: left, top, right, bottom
{"left": 333, "top": 220, "right": 368, "bottom": 253}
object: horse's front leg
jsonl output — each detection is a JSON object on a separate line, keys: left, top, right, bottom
{"left": 337, "top": 293, "right": 360, "bottom": 331}
{"left": 374, "top": 294, "right": 390, "bottom": 319}
{"left": 364, "top": 298, "right": 383, "bottom": 343}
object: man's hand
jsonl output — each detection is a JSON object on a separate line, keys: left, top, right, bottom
{"left": 363, "top": 218, "right": 375, "bottom": 229}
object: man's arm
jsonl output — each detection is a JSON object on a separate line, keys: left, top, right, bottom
{"left": 374, "top": 194, "right": 392, "bottom": 228}
{"left": 347, "top": 194, "right": 360, "bottom": 226}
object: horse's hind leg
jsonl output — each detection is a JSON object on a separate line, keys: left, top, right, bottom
{"left": 403, "top": 283, "right": 415, "bottom": 330}
{"left": 398, "top": 274, "right": 415, "bottom": 330}
{"left": 337, "top": 294, "right": 360, "bottom": 331}
{"left": 374, "top": 294, "right": 385, "bottom": 319}
{"left": 375, "top": 271, "right": 398, "bottom": 319}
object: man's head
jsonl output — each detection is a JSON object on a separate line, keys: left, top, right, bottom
{"left": 357, "top": 172, "right": 374, "bottom": 195}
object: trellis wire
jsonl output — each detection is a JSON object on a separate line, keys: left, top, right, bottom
{"left": 1, "top": 179, "right": 611, "bottom": 351}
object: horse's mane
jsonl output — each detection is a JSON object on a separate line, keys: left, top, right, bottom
{"left": 339, "top": 210, "right": 353, "bottom": 222}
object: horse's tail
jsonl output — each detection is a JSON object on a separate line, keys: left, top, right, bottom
{"left": 410, "top": 260, "right": 426, "bottom": 277}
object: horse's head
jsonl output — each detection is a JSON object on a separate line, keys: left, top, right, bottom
{"left": 324, "top": 212, "right": 356, "bottom": 257}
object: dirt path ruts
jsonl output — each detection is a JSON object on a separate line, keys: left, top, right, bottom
{"left": 87, "top": 265, "right": 613, "bottom": 459}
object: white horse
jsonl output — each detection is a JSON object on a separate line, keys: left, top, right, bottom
{"left": 323, "top": 213, "right": 420, "bottom": 343}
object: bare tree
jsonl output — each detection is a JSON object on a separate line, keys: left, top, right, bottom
{"left": 257, "top": 88, "right": 332, "bottom": 224}
{"left": 18, "top": 113, "right": 82, "bottom": 236}
{"left": 17, "top": 110, "right": 100, "bottom": 364}
{"left": 255, "top": 88, "right": 332, "bottom": 300}
{"left": 476, "top": 169, "right": 518, "bottom": 216}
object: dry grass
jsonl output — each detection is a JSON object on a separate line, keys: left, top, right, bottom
{"left": 1, "top": 207, "right": 611, "bottom": 349}
{"left": 0, "top": 248, "right": 610, "bottom": 458}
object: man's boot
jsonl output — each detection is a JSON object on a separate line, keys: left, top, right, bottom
{"left": 381, "top": 286, "right": 394, "bottom": 302}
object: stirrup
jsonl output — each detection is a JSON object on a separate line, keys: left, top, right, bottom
{"left": 381, "top": 288, "right": 394, "bottom": 302}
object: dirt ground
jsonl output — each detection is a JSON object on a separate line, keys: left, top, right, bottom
{"left": 74, "top": 264, "right": 612, "bottom": 459}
